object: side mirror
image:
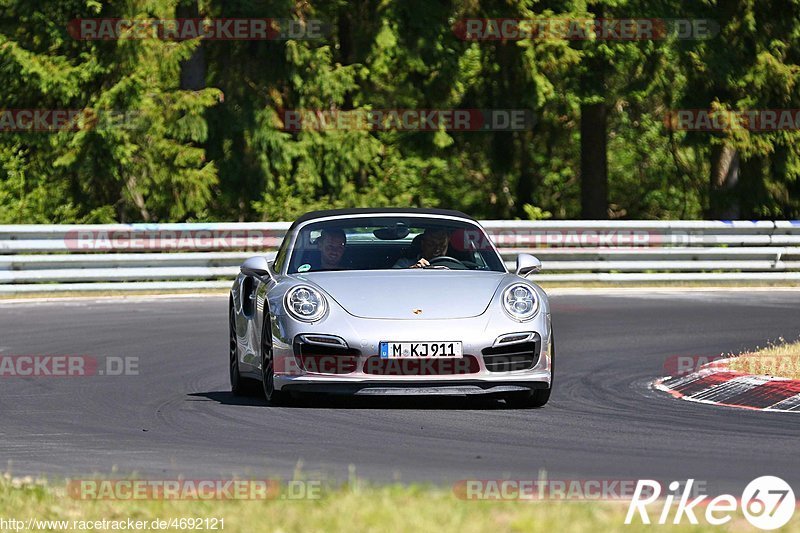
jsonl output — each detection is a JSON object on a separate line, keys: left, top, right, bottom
{"left": 241, "top": 256, "right": 272, "bottom": 277}
{"left": 515, "top": 253, "right": 542, "bottom": 276}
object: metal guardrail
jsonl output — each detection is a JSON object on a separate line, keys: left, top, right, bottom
{"left": 1, "top": 221, "right": 799, "bottom": 292}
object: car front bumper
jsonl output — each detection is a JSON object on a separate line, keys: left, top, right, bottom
{"left": 271, "top": 308, "right": 553, "bottom": 395}
{"left": 278, "top": 379, "right": 550, "bottom": 396}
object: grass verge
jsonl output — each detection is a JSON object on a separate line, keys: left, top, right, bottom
{"left": 727, "top": 338, "right": 800, "bottom": 379}
{"left": 0, "top": 476, "right": 761, "bottom": 533}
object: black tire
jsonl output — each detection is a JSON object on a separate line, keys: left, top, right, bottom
{"left": 506, "top": 387, "right": 551, "bottom": 409}
{"left": 261, "top": 319, "right": 291, "bottom": 406}
{"left": 505, "top": 334, "right": 555, "bottom": 409}
{"left": 229, "top": 306, "right": 246, "bottom": 396}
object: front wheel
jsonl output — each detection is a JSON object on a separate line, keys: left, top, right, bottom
{"left": 505, "top": 388, "right": 551, "bottom": 408}
{"left": 505, "top": 334, "right": 555, "bottom": 409}
{"left": 261, "top": 321, "right": 291, "bottom": 406}
{"left": 229, "top": 307, "right": 245, "bottom": 396}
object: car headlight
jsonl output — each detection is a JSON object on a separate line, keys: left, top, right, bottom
{"left": 285, "top": 285, "right": 328, "bottom": 322}
{"left": 502, "top": 283, "right": 539, "bottom": 321}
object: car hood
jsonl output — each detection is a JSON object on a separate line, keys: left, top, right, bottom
{"left": 295, "top": 270, "right": 506, "bottom": 319}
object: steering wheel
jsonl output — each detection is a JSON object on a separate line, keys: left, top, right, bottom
{"left": 427, "top": 256, "right": 467, "bottom": 270}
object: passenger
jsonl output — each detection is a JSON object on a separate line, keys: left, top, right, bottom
{"left": 393, "top": 228, "right": 449, "bottom": 269}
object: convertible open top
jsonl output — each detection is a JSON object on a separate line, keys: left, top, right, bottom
{"left": 288, "top": 207, "right": 477, "bottom": 231}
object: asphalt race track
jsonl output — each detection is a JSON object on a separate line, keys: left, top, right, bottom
{"left": 1, "top": 290, "right": 799, "bottom": 494}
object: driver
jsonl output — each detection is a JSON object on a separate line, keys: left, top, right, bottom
{"left": 393, "top": 228, "right": 449, "bottom": 269}
{"left": 315, "top": 228, "right": 347, "bottom": 270}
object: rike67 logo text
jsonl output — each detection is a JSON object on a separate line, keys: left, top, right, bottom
{"left": 626, "top": 477, "right": 795, "bottom": 530}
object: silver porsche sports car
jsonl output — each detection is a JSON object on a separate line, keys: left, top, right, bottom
{"left": 229, "top": 208, "right": 553, "bottom": 407}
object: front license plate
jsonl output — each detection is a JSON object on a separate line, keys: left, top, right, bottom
{"left": 379, "top": 341, "right": 463, "bottom": 359}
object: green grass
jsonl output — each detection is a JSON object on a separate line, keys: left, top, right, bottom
{"left": 0, "top": 476, "right": 794, "bottom": 532}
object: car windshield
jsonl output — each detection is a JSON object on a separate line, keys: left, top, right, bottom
{"left": 286, "top": 216, "right": 505, "bottom": 274}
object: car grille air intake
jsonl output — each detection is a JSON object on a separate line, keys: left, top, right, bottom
{"left": 294, "top": 341, "right": 360, "bottom": 374}
{"left": 481, "top": 339, "right": 539, "bottom": 372}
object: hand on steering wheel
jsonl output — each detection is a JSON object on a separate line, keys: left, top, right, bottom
{"left": 426, "top": 256, "right": 466, "bottom": 270}
{"left": 428, "top": 256, "right": 462, "bottom": 264}
{"left": 409, "top": 256, "right": 465, "bottom": 269}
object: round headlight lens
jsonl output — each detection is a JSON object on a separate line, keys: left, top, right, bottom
{"left": 502, "top": 283, "right": 538, "bottom": 321}
{"left": 285, "top": 285, "right": 328, "bottom": 322}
